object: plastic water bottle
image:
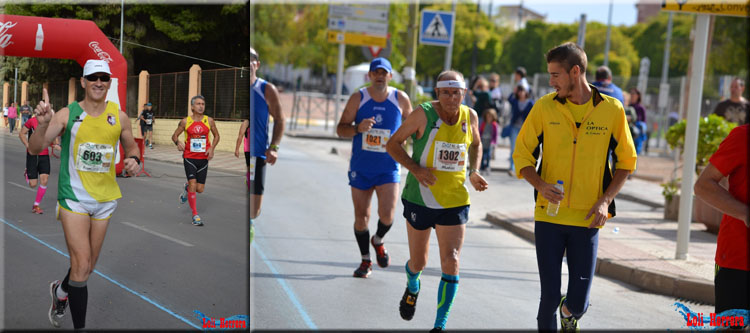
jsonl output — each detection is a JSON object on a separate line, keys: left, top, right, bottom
{"left": 546, "top": 180, "right": 564, "bottom": 217}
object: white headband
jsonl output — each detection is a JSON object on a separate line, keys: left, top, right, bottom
{"left": 436, "top": 80, "right": 466, "bottom": 89}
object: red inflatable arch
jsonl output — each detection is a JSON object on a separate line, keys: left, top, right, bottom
{"left": 0, "top": 14, "right": 127, "bottom": 110}
{"left": 1, "top": 14, "right": 130, "bottom": 174}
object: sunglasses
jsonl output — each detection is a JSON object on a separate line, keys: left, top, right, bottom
{"left": 85, "top": 74, "right": 111, "bottom": 82}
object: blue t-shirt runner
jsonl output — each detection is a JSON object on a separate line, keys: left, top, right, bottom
{"left": 349, "top": 86, "right": 403, "bottom": 187}
{"left": 250, "top": 77, "right": 269, "bottom": 159}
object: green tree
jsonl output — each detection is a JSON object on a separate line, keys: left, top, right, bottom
{"left": 629, "top": 12, "right": 694, "bottom": 78}
{"left": 3, "top": 3, "right": 248, "bottom": 82}
{"left": 498, "top": 21, "right": 577, "bottom": 76}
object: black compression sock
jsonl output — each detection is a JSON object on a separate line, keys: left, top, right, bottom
{"left": 354, "top": 228, "right": 370, "bottom": 258}
{"left": 375, "top": 219, "right": 392, "bottom": 240}
{"left": 68, "top": 281, "right": 88, "bottom": 329}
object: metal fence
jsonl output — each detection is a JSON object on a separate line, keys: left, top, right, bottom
{"left": 25, "top": 67, "right": 249, "bottom": 121}
{"left": 200, "top": 68, "right": 250, "bottom": 121}
{"left": 148, "top": 71, "right": 190, "bottom": 119}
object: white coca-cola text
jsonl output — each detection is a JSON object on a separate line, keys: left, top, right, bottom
{"left": 0, "top": 21, "right": 18, "bottom": 48}
{"left": 88, "top": 41, "right": 113, "bottom": 63}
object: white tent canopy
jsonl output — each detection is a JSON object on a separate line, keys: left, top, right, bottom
{"left": 343, "top": 62, "right": 403, "bottom": 94}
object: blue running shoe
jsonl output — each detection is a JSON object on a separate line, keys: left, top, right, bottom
{"left": 192, "top": 214, "right": 203, "bottom": 226}
{"left": 179, "top": 183, "right": 188, "bottom": 204}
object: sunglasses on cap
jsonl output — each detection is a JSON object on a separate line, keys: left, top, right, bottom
{"left": 84, "top": 74, "right": 111, "bottom": 82}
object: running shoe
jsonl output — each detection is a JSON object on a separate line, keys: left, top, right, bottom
{"left": 399, "top": 286, "right": 419, "bottom": 320}
{"left": 149, "top": 144, "right": 153, "bottom": 149}
{"left": 32, "top": 205, "right": 44, "bottom": 214}
{"left": 24, "top": 168, "right": 28, "bottom": 185}
{"left": 371, "top": 236, "right": 390, "bottom": 268}
{"left": 352, "top": 259, "right": 372, "bottom": 278}
{"left": 559, "top": 295, "right": 580, "bottom": 332}
{"left": 192, "top": 214, "right": 203, "bottom": 226}
{"left": 179, "top": 183, "right": 188, "bottom": 204}
{"left": 48, "top": 280, "right": 68, "bottom": 328}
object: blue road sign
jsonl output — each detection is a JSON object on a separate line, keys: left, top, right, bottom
{"left": 420, "top": 10, "right": 454, "bottom": 47}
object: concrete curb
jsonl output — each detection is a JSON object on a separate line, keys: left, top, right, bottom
{"left": 485, "top": 211, "right": 714, "bottom": 305}
{"left": 616, "top": 192, "right": 664, "bottom": 209}
{"left": 285, "top": 131, "right": 349, "bottom": 141}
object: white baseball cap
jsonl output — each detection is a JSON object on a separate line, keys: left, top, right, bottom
{"left": 82, "top": 59, "right": 112, "bottom": 76}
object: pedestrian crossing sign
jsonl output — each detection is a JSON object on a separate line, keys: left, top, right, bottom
{"left": 420, "top": 10, "right": 455, "bottom": 47}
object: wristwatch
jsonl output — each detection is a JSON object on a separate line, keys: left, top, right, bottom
{"left": 469, "top": 168, "right": 479, "bottom": 175}
{"left": 269, "top": 144, "right": 280, "bottom": 152}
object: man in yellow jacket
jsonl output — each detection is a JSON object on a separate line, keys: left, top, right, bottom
{"left": 513, "top": 42, "right": 637, "bottom": 332}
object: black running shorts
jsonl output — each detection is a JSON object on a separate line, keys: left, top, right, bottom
{"left": 183, "top": 158, "right": 209, "bottom": 184}
{"left": 250, "top": 156, "right": 266, "bottom": 195}
{"left": 402, "top": 198, "right": 469, "bottom": 231}
{"left": 715, "top": 265, "right": 750, "bottom": 314}
{"left": 26, "top": 153, "right": 51, "bottom": 179}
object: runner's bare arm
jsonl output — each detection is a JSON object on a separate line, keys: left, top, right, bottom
{"left": 386, "top": 105, "right": 436, "bottom": 187}
{"left": 207, "top": 117, "right": 220, "bottom": 160}
{"left": 265, "top": 83, "right": 284, "bottom": 146}
{"left": 29, "top": 108, "right": 67, "bottom": 155}
{"left": 29, "top": 88, "right": 65, "bottom": 154}
{"left": 468, "top": 108, "right": 488, "bottom": 191}
{"left": 695, "top": 162, "right": 750, "bottom": 227}
{"left": 235, "top": 119, "right": 249, "bottom": 158}
{"left": 336, "top": 92, "right": 367, "bottom": 138}
{"left": 397, "top": 90, "right": 413, "bottom": 120}
{"left": 18, "top": 125, "right": 30, "bottom": 149}
{"left": 171, "top": 118, "right": 187, "bottom": 151}
{"left": 119, "top": 111, "right": 141, "bottom": 176}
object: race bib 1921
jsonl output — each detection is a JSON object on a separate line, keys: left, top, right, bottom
{"left": 362, "top": 128, "right": 390, "bottom": 153}
{"left": 433, "top": 141, "right": 466, "bottom": 172}
{"left": 76, "top": 142, "right": 114, "bottom": 173}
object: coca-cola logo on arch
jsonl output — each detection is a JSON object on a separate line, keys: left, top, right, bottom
{"left": 0, "top": 21, "right": 18, "bottom": 48}
{"left": 88, "top": 41, "right": 113, "bottom": 63}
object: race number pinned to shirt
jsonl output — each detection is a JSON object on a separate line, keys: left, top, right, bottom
{"left": 362, "top": 128, "right": 390, "bottom": 153}
{"left": 249, "top": 157, "right": 256, "bottom": 181}
{"left": 76, "top": 142, "right": 114, "bottom": 173}
{"left": 433, "top": 141, "right": 466, "bottom": 172}
{"left": 145, "top": 119, "right": 152, "bottom": 125}
{"left": 191, "top": 137, "right": 207, "bottom": 152}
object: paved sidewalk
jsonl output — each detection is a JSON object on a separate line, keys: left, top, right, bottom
{"left": 285, "top": 124, "right": 718, "bottom": 305}
{"left": 136, "top": 139, "right": 247, "bottom": 175}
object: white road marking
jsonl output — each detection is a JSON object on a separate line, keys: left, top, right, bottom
{"left": 7, "top": 181, "right": 35, "bottom": 192}
{"left": 121, "top": 221, "right": 194, "bottom": 247}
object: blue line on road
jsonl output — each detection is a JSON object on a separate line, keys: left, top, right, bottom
{"left": 1, "top": 217, "right": 202, "bottom": 330}
{"left": 252, "top": 241, "right": 318, "bottom": 330}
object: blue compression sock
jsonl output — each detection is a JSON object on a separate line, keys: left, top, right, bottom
{"left": 434, "top": 273, "right": 459, "bottom": 329}
{"left": 405, "top": 261, "right": 422, "bottom": 293}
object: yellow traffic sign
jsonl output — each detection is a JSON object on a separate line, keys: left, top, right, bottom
{"left": 327, "top": 31, "right": 387, "bottom": 47}
{"left": 661, "top": 0, "right": 749, "bottom": 17}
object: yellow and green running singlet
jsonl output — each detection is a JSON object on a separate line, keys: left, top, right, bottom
{"left": 402, "top": 102, "right": 473, "bottom": 209}
{"left": 58, "top": 101, "right": 122, "bottom": 203}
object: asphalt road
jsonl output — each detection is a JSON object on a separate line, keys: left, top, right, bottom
{"left": 1, "top": 133, "right": 247, "bottom": 330}
{"left": 250, "top": 136, "right": 714, "bottom": 330}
